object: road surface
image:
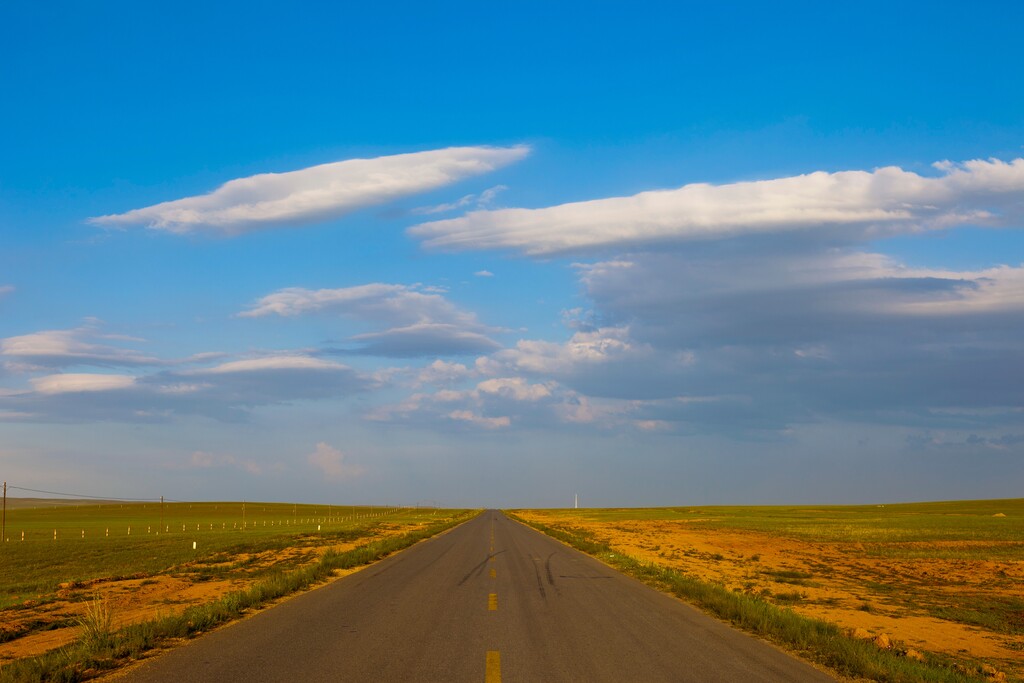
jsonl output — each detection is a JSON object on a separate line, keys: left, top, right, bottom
{"left": 122, "top": 511, "right": 834, "bottom": 682}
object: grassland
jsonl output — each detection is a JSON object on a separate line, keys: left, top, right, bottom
{"left": 514, "top": 499, "right": 1023, "bottom": 683}
{"left": 0, "top": 500, "right": 424, "bottom": 607}
{"left": 0, "top": 500, "right": 474, "bottom": 681}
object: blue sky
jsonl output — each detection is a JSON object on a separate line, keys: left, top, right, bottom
{"left": 2, "top": 2, "right": 1023, "bottom": 507}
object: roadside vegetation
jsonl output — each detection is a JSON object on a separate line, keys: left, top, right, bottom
{"left": 510, "top": 501, "right": 1024, "bottom": 683}
{"left": 0, "top": 502, "right": 475, "bottom": 682}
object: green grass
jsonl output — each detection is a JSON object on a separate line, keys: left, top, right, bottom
{"left": 511, "top": 513, "right": 990, "bottom": 683}
{"left": 0, "top": 509, "right": 477, "bottom": 682}
{"left": 527, "top": 498, "right": 1024, "bottom": 547}
{"left": 929, "top": 596, "right": 1024, "bottom": 635}
{"left": 76, "top": 598, "right": 113, "bottom": 653}
{"left": 763, "top": 569, "right": 817, "bottom": 586}
{"left": 0, "top": 501, "right": 447, "bottom": 606}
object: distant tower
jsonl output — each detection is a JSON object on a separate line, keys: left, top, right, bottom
{"left": 574, "top": 493, "right": 578, "bottom": 509}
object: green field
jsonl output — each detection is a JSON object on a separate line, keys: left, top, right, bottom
{"left": 528, "top": 498, "right": 1024, "bottom": 557}
{"left": 0, "top": 500, "right": 458, "bottom": 608}
{"left": 0, "top": 501, "right": 475, "bottom": 682}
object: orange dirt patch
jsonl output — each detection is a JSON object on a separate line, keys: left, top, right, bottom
{"left": 517, "top": 513, "right": 1023, "bottom": 680}
{"left": 0, "top": 575, "right": 240, "bottom": 663}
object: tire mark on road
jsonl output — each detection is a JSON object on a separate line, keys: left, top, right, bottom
{"left": 532, "top": 557, "right": 547, "bottom": 599}
{"left": 545, "top": 552, "right": 561, "bottom": 595}
{"left": 458, "top": 551, "right": 505, "bottom": 586}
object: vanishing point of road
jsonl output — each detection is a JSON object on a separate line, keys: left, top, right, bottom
{"left": 121, "top": 511, "right": 834, "bottom": 682}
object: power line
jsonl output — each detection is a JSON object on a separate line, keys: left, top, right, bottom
{"left": 7, "top": 486, "right": 164, "bottom": 502}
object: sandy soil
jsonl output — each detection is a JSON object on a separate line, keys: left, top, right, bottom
{"left": 0, "top": 521, "right": 425, "bottom": 665}
{"left": 0, "top": 576, "right": 242, "bottom": 664}
{"left": 517, "top": 513, "right": 1023, "bottom": 681}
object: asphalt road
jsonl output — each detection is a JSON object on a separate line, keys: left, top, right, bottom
{"left": 122, "top": 511, "right": 834, "bottom": 682}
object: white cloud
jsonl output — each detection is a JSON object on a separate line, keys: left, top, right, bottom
{"left": 308, "top": 442, "right": 365, "bottom": 481}
{"left": 367, "top": 372, "right": 624, "bottom": 431}
{"left": 1, "top": 349, "right": 371, "bottom": 423}
{"left": 0, "top": 410, "right": 35, "bottom": 420}
{"left": 634, "top": 419, "right": 672, "bottom": 431}
{"left": 241, "top": 283, "right": 465, "bottom": 321}
{"left": 414, "top": 360, "right": 474, "bottom": 387}
{"left": 578, "top": 251, "right": 1024, "bottom": 342}
{"left": 446, "top": 410, "right": 510, "bottom": 429}
{"left": 241, "top": 283, "right": 501, "bottom": 357}
{"left": 378, "top": 227, "right": 1023, "bottom": 437}
{"left": 484, "top": 326, "right": 646, "bottom": 375}
{"left": 0, "top": 285, "right": 13, "bottom": 298}
{"left": 474, "top": 270, "right": 494, "bottom": 277}
{"left": 1, "top": 324, "right": 162, "bottom": 369}
{"left": 166, "top": 354, "right": 370, "bottom": 410}
{"left": 157, "top": 382, "right": 210, "bottom": 394}
{"left": 366, "top": 368, "right": 672, "bottom": 432}
{"left": 189, "top": 450, "right": 263, "bottom": 475}
{"left": 30, "top": 373, "right": 136, "bottom": 395}
{"left": 91, "top": 146, "right": 529, "bottom": 235}
{"left": 409, "top": 156, "right": 1024, "bottom": 255}
{"left": 476, "top": 377, "right": 553, "bottom": 401}
{"left": 349, "top": 324, "right": 500, "bottom": 357}
{"left": 553, "top": 247, "right": 1024, "bottom": 430}
{"left": 473, "top": 326, "right": 698, "bottom": 404}
{"left": 189, "top": 356, "right": 350, "bottom": 374}
{"left": 885, "top": 264, "right": 1024, "bottom": 315}
{"left": 412, "top": 184, "right": 509, "bottom": 216}
{"left": 190, "top": 450, "right": 218, "bottom": 467}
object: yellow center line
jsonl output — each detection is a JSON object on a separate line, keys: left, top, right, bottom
{"left": 489, "top": 568, "right": 496, "bottom": 579}
{"left": 488, "top": 593, "right": 498, "bottom": 610}
{"left": 486, "top": 650, "right": 501, "bottom": 682}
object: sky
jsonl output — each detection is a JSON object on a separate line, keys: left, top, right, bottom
{"left": 1, "top": 1, "right": 1023, "bottom": 508}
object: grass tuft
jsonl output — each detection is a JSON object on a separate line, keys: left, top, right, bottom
{"left": 76, "top": 597, "right": 113, "bottom": 653}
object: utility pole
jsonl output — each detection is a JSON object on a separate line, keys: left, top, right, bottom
{"left": 242, "top": 500, "right": 246, "bottom": 530}
{"left": 2, "top": 481, "right": 6, "bottom": 543}
{"left": 160, "top": 496, "right": 164, "bottom": 533}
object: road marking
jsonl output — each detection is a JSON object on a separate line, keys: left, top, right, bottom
{"left": 488, "top": 593, "right": 498, "bottom": 610}
{"left": 490, "top": 568, "right": 496, "bottom": 579}
{"left": 486, "top": 651, "right": 501, "bottom": 682}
